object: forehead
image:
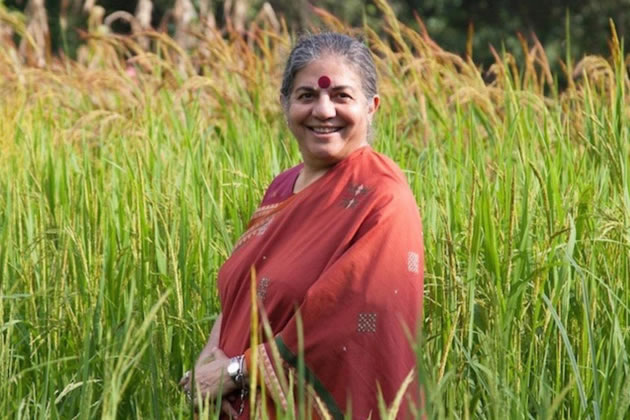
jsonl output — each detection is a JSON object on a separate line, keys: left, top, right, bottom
{"left": 293, "top": 55, "right": 362, "bottom": 89}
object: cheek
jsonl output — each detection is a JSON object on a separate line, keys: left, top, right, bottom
{"left": 287, "top": 106, "right": 308, "bottom": 126}
{"left": 340, "top": 106, "right": 367, "bottom": 128}
{"left": 285, "top": 113, "right": 302, "bottom": 138}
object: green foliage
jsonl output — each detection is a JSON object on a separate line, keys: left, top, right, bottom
{"left": 1, "top": 2, "right": 630, "bottom": 419}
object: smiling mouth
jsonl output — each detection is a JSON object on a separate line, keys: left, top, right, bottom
{"left": 309, "top": 126, "right": 342, "bottom": 134}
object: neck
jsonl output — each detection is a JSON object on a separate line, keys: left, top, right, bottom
{"left": 293, "top": 164, "right": 330, "bottom": 193}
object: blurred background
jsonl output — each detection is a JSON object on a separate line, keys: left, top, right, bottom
{"left": 1, "top": 0, "right": 628, "bottom": 75}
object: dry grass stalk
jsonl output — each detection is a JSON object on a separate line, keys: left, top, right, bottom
{"left": 224, "top": 0, "right": 249, "bottom": 33}
{"left": 83, "top": 0, "right": 96, "bottom": 14}
{"left": 19, "top": 0, "right": 49, "bottom": 67}
{"left": 0, "top": 0, "right": 627, "bottom": 155}
{"left": 252, "top": 2, "right": 280, "bottom": 33}
{"left": 86, "top": 5, "right": 106, "bottom": 34}
{"left": 310, "top": 6, "right": 346, "bottom": 33}
{"left": 59, "top": 0, "right": 73, "bottom": 38}
{"left": 0, "top": 19, "right": 14, "bottom": 48}
{"left": 198, "top": 0, "right": 217, "bottom": 32}
{"left": 135, "top": 0, "right": 153, "bottom": 50}
{"left": 104, "top": 12, "right": 140, "bottom": 34}
{"left": 174, "top": 0, "right": 197, "bottom": 49}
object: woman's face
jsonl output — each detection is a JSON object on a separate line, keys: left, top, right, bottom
{"left": 284, "top": 55, "right": 379, "bottom": 170}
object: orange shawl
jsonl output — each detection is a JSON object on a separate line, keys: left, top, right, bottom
{"left": 217, "top": 147, "right": 424, "bottom": 419}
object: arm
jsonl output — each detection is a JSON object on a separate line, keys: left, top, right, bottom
{"left": 180, "top": 312, "right": 242, "bottom": 404}
{"left": 194, "top": 312, "right": 222, "bottom": 368}
{"left": 179, "top": 312, "right": 224, "bottom": 389}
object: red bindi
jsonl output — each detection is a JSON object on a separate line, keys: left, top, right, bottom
{"left": 318, "top": 75, "right": 331, "bottom": 89}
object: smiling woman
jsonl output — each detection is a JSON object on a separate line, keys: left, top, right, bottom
{"left": 285, "top": 53, "right": 380, "bottom": 192}
{"left": 181, "top": 32, "right": 425, "bottom": 419}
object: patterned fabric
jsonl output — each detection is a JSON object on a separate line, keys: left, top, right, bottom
{"left": 408, "top": 251, "right": 420, "bottom": 274}
{"left": 256, "top": 277, "right": 270, "bottom": 301}
{"left": 340, "top": 183, "right": 370, "bottom": 208}
{"left": 216, "top": 146, "right": 424, "bottom": 419}
{"left": 357, "top": 313, "right": 378, "bottom": 333}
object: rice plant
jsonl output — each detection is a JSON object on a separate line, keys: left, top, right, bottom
{"left": 1, "top": 1, "right": 628, "bottom": 418}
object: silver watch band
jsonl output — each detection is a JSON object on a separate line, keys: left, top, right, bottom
{"left": 228, "top": 355, "right": 247, "bottom": 388}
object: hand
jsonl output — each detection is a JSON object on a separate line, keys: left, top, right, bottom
{"left": 179, "top": 346, "right": 220, "bottom": 390}
{"left": 179, "top": 372, "right": 238, "bottom": 416}
{"left": 180, "top": 348, "right": 238, "bottom": 403}
{"left": 221, "top": 400, "right": 239, "bottom": 418}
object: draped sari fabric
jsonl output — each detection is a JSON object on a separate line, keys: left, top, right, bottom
{"left": 217, "top": 146, "right": 424, "bottom": 419}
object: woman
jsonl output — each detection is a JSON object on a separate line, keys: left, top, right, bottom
{"left": 180, "top": 32, "right": 424, "bottom": 419}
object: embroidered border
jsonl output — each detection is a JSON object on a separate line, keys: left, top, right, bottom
{"left": 252, "top": 203, "right": 281, "bottom": 219}
{"left": 234, "top": 195, "right": 296, "bottom": 251}
{"left": 258, "top": 344, "right": 288, "bottom": 410}
{"left": 275, "top": 337, "right": 343, "bottom": 420}
{"left": 233, "top": 215, "right": 275, "bottom": 250}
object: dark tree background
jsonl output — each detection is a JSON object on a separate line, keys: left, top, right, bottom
{"left": 2, "top": 0, "right": 628, "bottom": 68}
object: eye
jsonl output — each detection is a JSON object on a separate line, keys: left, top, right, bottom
{"left": 297, "top": 92, "right": 314, "bottom": 100}
{"left": 336, "top": 92, "right": 353, "bottom": 100}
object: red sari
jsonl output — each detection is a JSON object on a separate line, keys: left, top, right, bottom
{"left": 217, "top": 146, "right": 424, "bottom": 419}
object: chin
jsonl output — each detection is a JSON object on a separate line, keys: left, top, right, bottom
{"left": 308, "top": 144, "right": 345, "bottom": 162}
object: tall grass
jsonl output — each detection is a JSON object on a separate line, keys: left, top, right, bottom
{"left": 1, "top": 1, "right": 629, "bottom": 418}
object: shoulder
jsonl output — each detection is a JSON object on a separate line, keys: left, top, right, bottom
{"left": 261, "top": 163, "right": 303, "bottom": 205}
{"left": 355, "top": 148, "right": 415, "bottom": 204}
{"left": 348, "top": 149, "right": 422, "bottom": 240}
{"left": 350, "top": 147, "right": 407, "bottom": 184}
{"left": 335, "top": 148, "right": 419, "bottom": 227}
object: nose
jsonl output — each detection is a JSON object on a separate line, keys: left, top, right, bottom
{"left": 312, "top": 94, "right": 335, "bottom": 119}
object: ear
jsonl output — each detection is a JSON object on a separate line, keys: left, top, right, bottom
{"left": 367, "top": 94, "right": 380, "bottom": 121}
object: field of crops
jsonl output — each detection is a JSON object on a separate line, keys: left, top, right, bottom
{"left": 1, "top": 1, "right": 629, "bottom": 418}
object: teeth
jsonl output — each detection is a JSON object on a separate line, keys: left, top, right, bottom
{"left": 312, "top": 127, "right": 339, "bottom": 133}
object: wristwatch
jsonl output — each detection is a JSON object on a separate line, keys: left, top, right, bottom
{"left": 227, "top": 354, "right": 248, "bottom": 415}
{"left": 226, "top": 355, "right": 246, "bottom": 388}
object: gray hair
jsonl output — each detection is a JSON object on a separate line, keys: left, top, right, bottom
{"left": 280, "top": 33, "right": 378, "bottom": 106}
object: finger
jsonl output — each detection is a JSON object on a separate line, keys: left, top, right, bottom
{"left": 181, "top": 378, "right": 191, "bottom": 392}
{"left": 179, "top": 371, "right": 191, "bottom": 387}
{"left": 221, "top": 400, "right": 238, "bottom": 418}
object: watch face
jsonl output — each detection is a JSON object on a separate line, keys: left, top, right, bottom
{"left": 227, "top": 360, "right": 239, "bottom": 377}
